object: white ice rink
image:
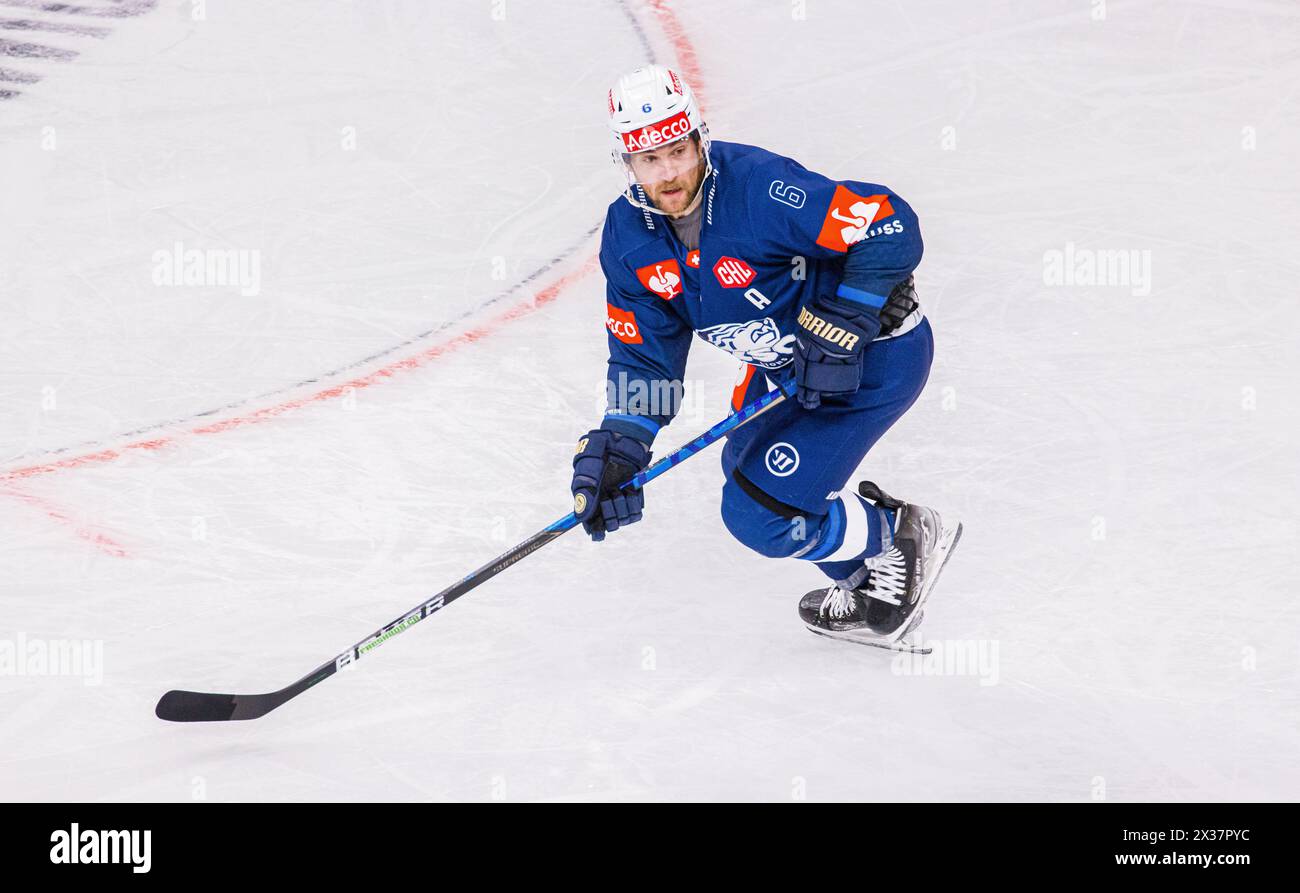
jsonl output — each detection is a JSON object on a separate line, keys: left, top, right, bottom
{"left": 1, "top": 0, "right": 1297, "bottom": 801}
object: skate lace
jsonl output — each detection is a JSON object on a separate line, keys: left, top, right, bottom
{"left": 817, "top": 546, "right": 909, "bottom": 619}
{"left": 818, "top": 586, "right": 857, "bottom": 620}
{"left": 862, "top": 547, "right": 907, "bottom": 607}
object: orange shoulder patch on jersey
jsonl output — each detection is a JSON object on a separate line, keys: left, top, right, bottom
{"left": 814, "top": 184, "right": 895, "bottom": 253}
{"left": 606, "top": 303, "right": 643, "bottom": 344}
{"left": 635, "top": 259, "right": 683, "bottom": 300}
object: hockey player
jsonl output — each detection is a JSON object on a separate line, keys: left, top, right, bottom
{"left": 569, "top": 65, "right": 960, "bottom": 647}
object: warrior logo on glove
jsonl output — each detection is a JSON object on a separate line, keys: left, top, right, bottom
{"left": 796, "top": 307, "right": 862, "bottom": 353}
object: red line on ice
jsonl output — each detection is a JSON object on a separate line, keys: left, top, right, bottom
{"left": 0, "top": 0, "right": 704, "bottom": 496}
{"left": 645, "top": 0, "right": 708, "bottom": 113}
{"left": 1, "top": 486, "right": 132, "bottom": 558}
{"left": 0, "top": 256, "right": 599, "bottom": 484}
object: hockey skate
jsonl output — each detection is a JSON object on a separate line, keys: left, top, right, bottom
{"left": 799, "top": 481, "right": 962, "bottom": 653}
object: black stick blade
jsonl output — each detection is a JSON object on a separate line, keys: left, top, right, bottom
{"left": 155, "top": 690, "right": 240, "bottom": 722}
{"left": 156, "top": 688, "right": 288, "bottom": 722}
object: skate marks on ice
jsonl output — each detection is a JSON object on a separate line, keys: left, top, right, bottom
{"left": 0, "top": 0, "right": 156, "bottom": 100}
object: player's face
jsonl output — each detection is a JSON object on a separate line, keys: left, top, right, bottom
{"left": 626, "top": 136, "right": 704, "bottom": 216}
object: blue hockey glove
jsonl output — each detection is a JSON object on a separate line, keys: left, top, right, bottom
{"left": 792, "top": 295, "right": 880, "bottom": 410}
{"left": 571, "top": 429, "right": 653, "bottom": 542}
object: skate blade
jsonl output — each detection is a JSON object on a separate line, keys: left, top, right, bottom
{"left": 879, "top": 520, "right": 963, "bottom": 645}
{"left": 803, "top": 624, "right": 933, "bottom": 655}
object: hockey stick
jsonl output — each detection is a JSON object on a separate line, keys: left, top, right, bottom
{"left": 155, "top": 378, "right": 796, "bottom": 722}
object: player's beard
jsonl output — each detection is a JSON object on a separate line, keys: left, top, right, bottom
{"left": 645, "top": 161, "right": 705, "bottom": 216}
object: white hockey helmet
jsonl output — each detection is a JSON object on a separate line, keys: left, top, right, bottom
{"left": 606, "top": 64, "right": 712, "bottom": 214}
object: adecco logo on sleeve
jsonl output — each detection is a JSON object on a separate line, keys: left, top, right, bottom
{"left": 606, "top": 304, "right": 643, "bottom": 344}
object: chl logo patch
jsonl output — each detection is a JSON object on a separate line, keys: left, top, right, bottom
{"left": 764, "top": 442, "right": 800, "bottom": 477}
{"left": 606, "top": 303, "right": 642, "bottom": 344}
{"left": 815, "top": 184, "right": 896, "bottom": 253}
{"left": 713, "top": 256, "right": 756, "bottom": 288}
{"left": 636, "top": 259, "right": 683, "bottom": 300}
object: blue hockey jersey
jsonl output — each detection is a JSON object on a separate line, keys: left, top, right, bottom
{"left": 599, "top": 140, "right": 922, "bottom": 443}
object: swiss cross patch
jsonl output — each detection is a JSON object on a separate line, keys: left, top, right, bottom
{"left": 713, "top": 256, "right": 756, "bottom": 288}
{"left": 815, "top": 185, "right": 896, "bottom": 253}
{"left": 635, "top": 259, "right": 683, "bottom": 300}
{"left": 685, "top": 249, "right": 700, "bottom": 268}
{"left": 606, "top": 303, "right": 642, "bottom": 344}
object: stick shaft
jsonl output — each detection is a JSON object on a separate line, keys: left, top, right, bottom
{"left": 334, "top": 377, "right": 794, "bottom": 670}
{"left": 156, "top": 379, "right": 793, "bottom": 721}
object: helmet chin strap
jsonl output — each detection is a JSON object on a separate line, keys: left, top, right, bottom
{"left": 623, "top": 158, "right": 713, "bottom": 218}
{"left": 672, "top": 177, "right": 707, "bottom": 218}
{"left": 616, "top": 124, "right": 714, "bottom": 219}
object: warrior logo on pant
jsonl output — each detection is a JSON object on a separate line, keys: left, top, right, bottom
{"left": 764, "top": 442, "right": 800, "bottom": 477}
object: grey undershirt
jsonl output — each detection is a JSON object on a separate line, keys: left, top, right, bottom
{"left": 666, "top": 199, "right": 703, "bottom": 250}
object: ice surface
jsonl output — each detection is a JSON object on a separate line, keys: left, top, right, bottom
{"left": 1, "top": 0, "right": 1296, "bottom": 801}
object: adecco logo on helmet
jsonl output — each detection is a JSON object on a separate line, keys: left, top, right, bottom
{"left": 606, "top": 304, "right": 642, "bottom": 344}
{"left": 621, "top": 110, "right": 692, "bottom": 153}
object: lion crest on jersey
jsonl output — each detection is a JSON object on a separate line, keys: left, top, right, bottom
{"left": 697, "top": 318, "right": 796, "bottom": 369}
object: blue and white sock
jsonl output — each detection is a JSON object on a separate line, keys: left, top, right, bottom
{"left": 799, "top": 492, "right": 896, "bottom": 587}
